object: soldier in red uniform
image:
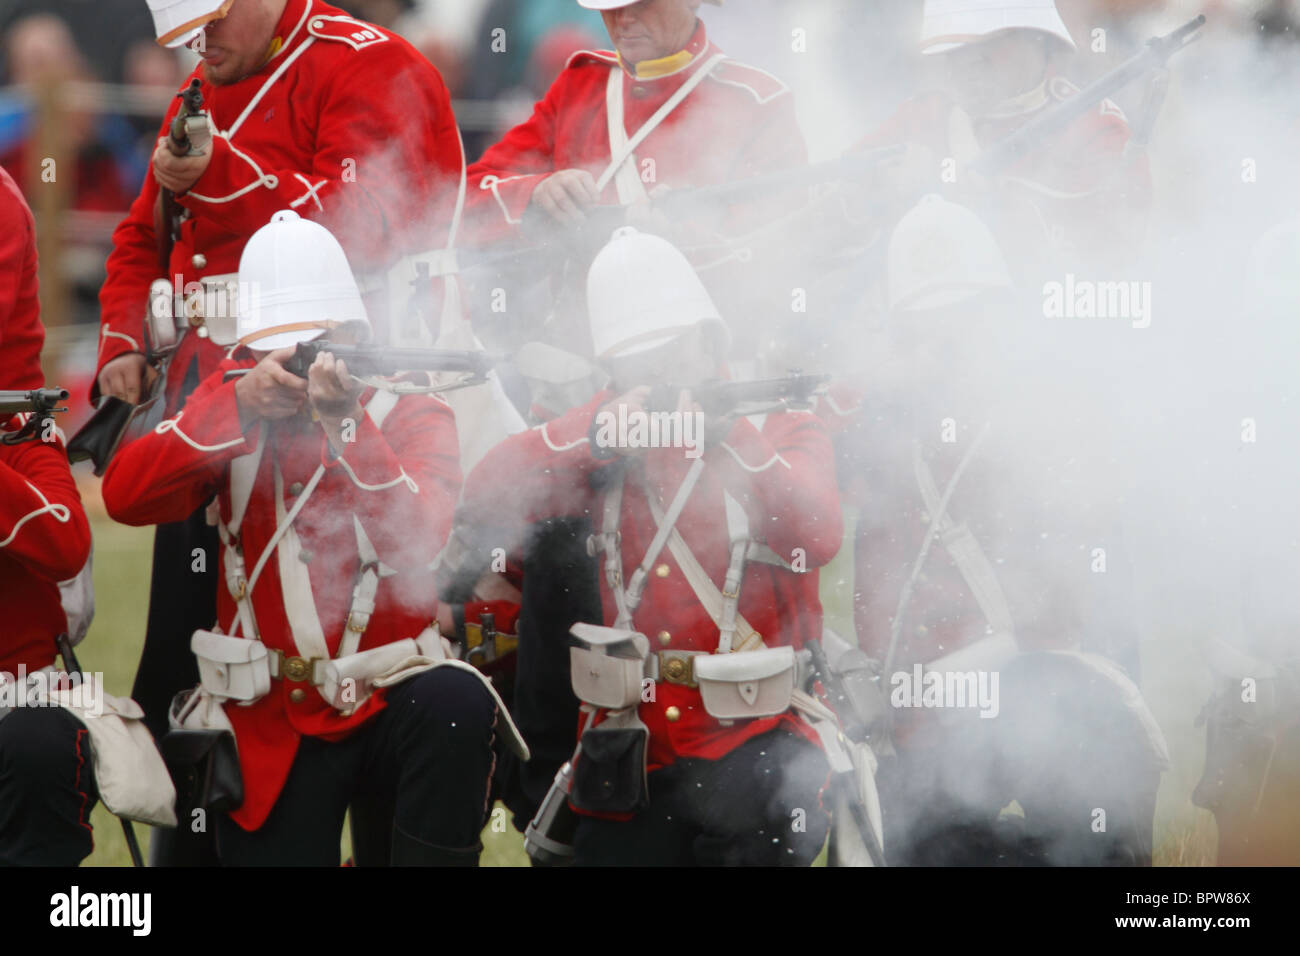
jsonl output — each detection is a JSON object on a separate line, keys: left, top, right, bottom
{"left": 0, "top": 173, "right": 97, "bottom": 863}
{"left": 459, "top": 228, "right": 841, "bottom": 865}
{"left": 0, "top": 407, "right": 98, "bottom": 865}
{"left": 93, "top": 1, "right": 467, "bottom": 865}
{"left": 459, "top": 0, "right": 809, "bottom": 836}
{"left": 816, "top": 194, "right": 1169, "bottom": 866}
{"left": 464, "top": 0, "right": 805, "bottom": 354}
{"left": 857, "top": 0, "right": 1152, "bottom": 286}
{"left": 0, "top": 166, "right": 46, "bottom": 390}
{"left": 103, "top": 211, "right": 523, "bottom": 866}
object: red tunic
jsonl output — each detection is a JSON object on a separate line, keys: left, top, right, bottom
{"left": 101, "top": 359, "right": 462, "bottom": 830}
{"left": 464, "top": 20, "right": 807, "bottom": 248}
{"left": 0, "top": 419, "right": 92, "bottom": 674}
{"left": 0, "top": 165, "right": 45, "bottom": 390}
{"left": 460, "top": 392, "right": 843, "bottom": 770}
{"left": 96, "top": 0, "right": 464, "bottom": 411}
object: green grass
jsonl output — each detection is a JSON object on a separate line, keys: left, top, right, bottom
{"left": 76, "top": 495, "right": 1214, "bottom": 866}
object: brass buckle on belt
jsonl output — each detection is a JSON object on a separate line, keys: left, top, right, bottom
{"left": 279, "top": 654, "right": 316, "bottom": 684}
{"left": 659, "top": 652, "right": 697, "bottom": 688}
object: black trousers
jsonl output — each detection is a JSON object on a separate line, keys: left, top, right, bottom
{"left": 506, "top": 517, "right": 602, "bottom": 830}
{"left": 572, "top": 728, "right": 832, "bottom": 866}
{"left": 0, "top": 707, "right": 99, "bottom": 866}
{"left": 215, "top": 667, "right": 498, "bottom": 866}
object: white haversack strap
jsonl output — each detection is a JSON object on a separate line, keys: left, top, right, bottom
{"left": 913, "top": 446, "right": 1014, "bottom": 637}
{"left": 269, "top": 460, "right": 330, "bottom": 661}
{"left": 339, "top": 515, "right": 396, "bottom": 657}
{"left": 596, "top": 53, "right": 726, "bottom": 198}
{"left": 219, "top": 429, "right": 267, "bottom": 638}
{"left": 645, "top": 486, "right": 764, "bottom": 653}
{"left": 596, "top": 470, "right": 634, "bottom": 629}
{"left": 625, "top": 457, "right": 706, "bottom": 613}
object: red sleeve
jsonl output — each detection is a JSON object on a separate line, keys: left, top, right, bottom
{"left": 101, "top": 362, "right": 258, "bottom": 526}
{"left": 0, "top": 425, "right": 91, "bottom": 583}
{"left": 714, "top": 411, "right": 843, "bottom": 568}
{"left": 463, "top": 84, "right": 563, "bottom": 241}
{"left": 0, "top": 167, "right": 47, "bottom": 389}
{"left": 321, "top": 393, "right": 462, "bottom": 568}
{"left": 178, "top": 55, "right": 462, "bottom": 263}
{"left": 459, "top": 391, "right": 612, "bottom": 535}
{"left": 96, "top": 144, "right": 164, "bottom": 384}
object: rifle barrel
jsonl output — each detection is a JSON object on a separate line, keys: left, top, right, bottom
{"left": 971, "top": 14, "right": 1206, "bottom": 176}
{"left": 286, "top": 343, "right": 496, "bottom": 379}
{"left": 0, "top": 388, "right": 69, "bottom": 417}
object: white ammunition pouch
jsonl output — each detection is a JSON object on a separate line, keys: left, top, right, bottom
{"left": 46, "top": 672, "right": 177, "bottom": 827}
{"left": 192, "top": 629, "right": 271, "bottom": 703}
{"left": 695, "top": 645, "right": 796, "bottom": 720}
{"left": 569, "top": 623, "right": 650, "bottom": 711}
{"left": 178, "top": 273, "right": 241, "bottom": 346}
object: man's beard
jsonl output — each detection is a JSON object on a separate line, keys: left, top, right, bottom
{"left": 201, "top": 59, "right": 243, "bottom": 87}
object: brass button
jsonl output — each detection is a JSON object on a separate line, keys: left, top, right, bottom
{"left": 662, "top": 657, "right": 688, "bottom": 683}
{"left": 288, "top": 482, "right": 304, "bottom": 496}
{"left": 289, "top": 688, "right": 306, "bottom": 703}
{"left": 631, "top": 85, "right": 648, "bottom": 99}
{"left": 191, "top": 253, "right": 207, "bottom": 269}
{"left": 657, "top": 630, "right": 671, "bottom": 646}
{"left": 665, "top": 706, "right": 681, "bottom": 722}
{"left": 655, "top": 564, "right": 670, "bottom": 578}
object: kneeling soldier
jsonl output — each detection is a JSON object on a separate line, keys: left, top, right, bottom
{"left": 104, "top": 210, "right": 525, "bottom": 866}
{"left": 461, "top": 227, "right": 843, "bottom": 865}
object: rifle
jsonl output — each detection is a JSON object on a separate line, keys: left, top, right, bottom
{"left": 459, "top": 147, "right": 907, "bottom": 275}
{"left": 282, "top": 342, "right": 501, "bottom": 383}
{"left": 645, "top": 372, "right": 830, "bottom": 417}
{"left": 805, "top": 637, "right": 888, "bottom": 867}
{"left": 157, "top": 78, "right": 207, "bottom": 273}
{"left": 970, "top": 14, "right": 1206, "bottom": 177}
{"left": 0, "top": 388, "right": 68, "bottom": 445}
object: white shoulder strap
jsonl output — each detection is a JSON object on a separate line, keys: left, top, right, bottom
{"left": 645, "top": 485, "right": 764, "bottom": 653}
{"left": 913, "top": 448, "right": 1015, "bottom": 637}
{"left": 596, "top": 53, "right": 727, "bottom": 199}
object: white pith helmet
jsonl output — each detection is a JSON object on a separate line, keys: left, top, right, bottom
{"left": 887, "top": 195, "right": 1013, "bottom": 313}
{"left": 236, "top": 210, "right": 371, "bottom": 352}
{"left": 578, "top": 0, "right": 722, "bottom": 9}
{"left": 920, "top": 0, "right": 1076, "bottom": 55}
{"left": 587, "top": 227, "right": 729, "bottom": 361}
{"left": 146, "top": 0, "right": 233, "bottom": 49}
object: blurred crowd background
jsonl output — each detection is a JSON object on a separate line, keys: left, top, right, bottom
{"left": 0, "top": 0, "right": 1297, "bottom": 389}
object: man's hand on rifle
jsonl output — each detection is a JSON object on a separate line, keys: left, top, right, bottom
{"left": 307, "top": 350, "right": 365, "bottom": 456}
{"left": 152, "top": 136, "right": 211, "bottom": 194}
{"left": 234, "top": 348, "right": 308, "bottom": 430}
{"left": 529, "top": 169, "right": 599, "bottom": 225}
{"left": 98, "top": 353, "right": 151, "bottom": 404}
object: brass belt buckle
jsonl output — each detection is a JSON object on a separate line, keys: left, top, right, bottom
{"left": 282, "top": 655, "right": 313, "bottom": 683}
{"left": 659, "top": 652, "right": 697, "bottom": 688}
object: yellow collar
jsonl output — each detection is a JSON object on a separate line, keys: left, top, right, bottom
{"left": 622, "top": 48, "right": 695, "bottom": 79}
{"left": 261, "top": 35, "right": 283, "bottom": 67}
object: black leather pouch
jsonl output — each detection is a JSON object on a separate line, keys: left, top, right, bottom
{"left": 571, "top": 722, "right": 649, "bottom": 814}
{"left": 160, "top": 729, "right": 244, "bottom": 812}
